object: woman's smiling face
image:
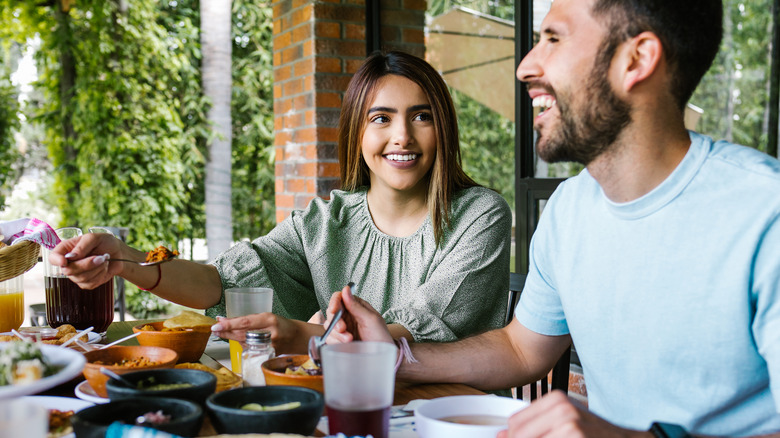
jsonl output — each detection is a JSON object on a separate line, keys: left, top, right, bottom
{"left": 361, "top": 74, "right": 437, "bottom": 197}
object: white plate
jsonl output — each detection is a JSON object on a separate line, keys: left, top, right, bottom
{"left": 74, "top": 380, "right": 109, "bottom": 404}
{"left": 0, "top": 343, "right": 86, "bottom": 400}
{"left": 21, "top": 396, "right": 94, "bottom": 438}
{"left": 1, "top": 330, "right": 102, "bottom": 344}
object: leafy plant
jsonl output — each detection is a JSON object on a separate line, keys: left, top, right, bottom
{"left": 231, "top": 0, "right": 276, "bottom": 240}
{"left": 0, "top": 44, "right": 21, "bottom": 209}
{"left": 125, "top": 288, "right": 173, "bottom": 319}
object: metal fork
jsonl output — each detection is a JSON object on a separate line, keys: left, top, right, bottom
{"left": 106, "top": 257, "right": 177, "bottom": 266}
{"left": 307, "top": 282, "right": 352, "bottom": 366}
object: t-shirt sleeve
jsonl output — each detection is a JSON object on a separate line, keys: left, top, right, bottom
{"left": 514, "top": 189, "right": 570, "bottom": 337}
{"left": 752, "top": 211, "right": 780, "bottom": 411}
{"left": 383, "top": 191, "right": 511, "bottom": 342}
{"left": 206, "top": 213, "right": 318, "bottom": 321}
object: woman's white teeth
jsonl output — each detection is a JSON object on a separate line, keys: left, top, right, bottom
{"left": 532, "top": 95, "right": 557, "bottom": 113}
{"left": 386, "top": 154, "right": 417, "bottom": 161}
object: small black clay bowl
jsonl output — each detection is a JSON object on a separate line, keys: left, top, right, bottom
{"left": 106, "top": 368, "right": 217, "bottom": 406}
{"left": 71, "top": 397, "right": 203, "bottom": 438}
{"left": 206, "top": 385, "right": 324, "bottom": 435}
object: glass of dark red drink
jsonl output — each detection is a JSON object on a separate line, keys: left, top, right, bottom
{"left": 322, "top": 342, "right": 397, "bottom": 438}
{"left": 42, "top": 227, "right": 115, "bottom": 335}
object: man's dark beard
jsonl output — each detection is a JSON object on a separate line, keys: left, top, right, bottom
{"left": 538, "top": 39, "right": 632, "bottom": 165}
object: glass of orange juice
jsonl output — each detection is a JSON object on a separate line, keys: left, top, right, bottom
{"left": 224, "top": 287, "right": 273, "bottom": 375}
{"left": 0, "top": 274, "right": 24, "bottom": 333}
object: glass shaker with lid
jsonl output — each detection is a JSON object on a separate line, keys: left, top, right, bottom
{"left": 241, "top": 330, "right": 274, "bottom": 386}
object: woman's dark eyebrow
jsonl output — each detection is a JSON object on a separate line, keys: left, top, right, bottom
{"left": 367, "top": 104, "right": 431, "bottom": 114}
{"left": 368, "top": 106, "right": 397, "bottom": 114}
{"left": 409, "top": 104, "right": 431, "bottom": 112}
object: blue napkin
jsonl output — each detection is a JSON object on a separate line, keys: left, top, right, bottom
{"left": 105, "top": 423, "right": 181, "bottom": 438}
{"left": 105, "top": 422, "right": 374, "bottom": 438}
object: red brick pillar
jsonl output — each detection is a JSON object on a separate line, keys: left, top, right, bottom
{"left": 271, "top": 0, "right": 426, "bottom": 223}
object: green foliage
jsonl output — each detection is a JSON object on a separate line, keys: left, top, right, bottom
{"left": 690, "top": 0, "right": 773, "bottom": 151}
{"left": 452, "top": 88, "right": 515, "bottom": 205}
{"left": 0, "top": 45, "right": 21, "bottom": 209}
{"left": 3, "top": 0, "right": 208, "bottom": 317}
{"left": 25, "top": 0, "right": 201, "bottom": 251}
{"left": 125, "top": 288, "right": 173, "bottom": 319}
{"left": 158, "top": 0, "right": 209, "bottom": 244}
{"left": 231, "top": 0, "right": 276, "bottom": 240}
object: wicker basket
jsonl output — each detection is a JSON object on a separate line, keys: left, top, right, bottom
{"left": 0, "top": 240, "right": 40, "bottom": 282}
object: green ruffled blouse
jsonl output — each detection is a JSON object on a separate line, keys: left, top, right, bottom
{"left": 207, "top": 186, "right": 511, "bottom": 342}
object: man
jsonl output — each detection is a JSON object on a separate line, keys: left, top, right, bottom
{"left": 326, "top": 0, "right": 780, "bottom": 436}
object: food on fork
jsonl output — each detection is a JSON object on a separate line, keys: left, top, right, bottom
{"left": 145, "top": 245, "right": 179, "bottom": 263}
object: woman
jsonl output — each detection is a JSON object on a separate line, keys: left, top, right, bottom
{"left": 50, "top": 51, "right": 511, "bottom": 353}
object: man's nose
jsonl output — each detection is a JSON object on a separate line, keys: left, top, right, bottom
{"left": 516, "top": 47, "right": 541, "bottom": 83}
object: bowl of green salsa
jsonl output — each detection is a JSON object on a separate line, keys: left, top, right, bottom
{"left": 105, "top": 368, "right": 217, "bottom": 406}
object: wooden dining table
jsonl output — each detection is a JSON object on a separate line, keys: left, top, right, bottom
{"left": 39, "top": 320, "right": 487, "bottom": 437}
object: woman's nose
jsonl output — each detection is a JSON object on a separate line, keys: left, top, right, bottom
{"left": 391, "top": 120, "right": 413, "bottom": 146}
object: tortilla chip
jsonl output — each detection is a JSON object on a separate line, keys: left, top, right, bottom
{"left": 175, "top": 362, "right": 242, "bottom": 391}
{"left": 163, "top": 310, "right": 216, "bottom": 330}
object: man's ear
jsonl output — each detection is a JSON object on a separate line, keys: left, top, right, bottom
{"left": 617, "top": 31, "right": 663, "bottom": 92}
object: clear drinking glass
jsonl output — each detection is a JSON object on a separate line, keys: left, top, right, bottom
{"left": 224, "top": 287, "right": 274, "bottom": 374}
{"left": 322, "top": 341, "right": 397, "bottom": 438}
{"left": 42, "top": 227, "right": 115, "bottom": 335}
{"left": 0, "top": 274, "right": 24, "bottom": 333}
{"left": 0, "top": 400, "right": 47, "bottom": 438}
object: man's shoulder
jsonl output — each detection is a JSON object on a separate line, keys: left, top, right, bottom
{"left": 702, "top": 135, "right": 780, "bottom": 183}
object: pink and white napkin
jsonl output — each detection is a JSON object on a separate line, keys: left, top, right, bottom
{"left": 0, "top": 218, "right": 61, "bottom": 250}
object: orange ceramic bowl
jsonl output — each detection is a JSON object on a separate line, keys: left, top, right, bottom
{"left": 82, "top": 345, "right": 178, "bottom": 397}
{"left": 133, "top": 321, "right": 211, "bottom": 363}
{"left": 261, "top": 355, "right": 323, "bottom": 393}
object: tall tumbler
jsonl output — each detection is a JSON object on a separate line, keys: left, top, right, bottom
{"left": 322, "top": 341, "right": 397, "bottom": 438}
{"left": 225, "top": 287, "right": 274, "bottom": 375}
{"left": 0, "top": 274, "right": 24, "bottom": 333}
{"left": 42, "top": 227, "right": 114, "bottom": 335}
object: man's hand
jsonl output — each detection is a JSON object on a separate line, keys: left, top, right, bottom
{"left": 499, "top": 391, "right": 652, "bottom": 438}
{"left": 325, "top": 284, "right": 393, "bottom": 344}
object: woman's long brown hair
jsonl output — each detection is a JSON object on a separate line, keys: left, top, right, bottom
{"left": 338, "top": 51, "right": 479, "bottom": 246}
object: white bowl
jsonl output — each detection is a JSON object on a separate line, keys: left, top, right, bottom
{"left": 415, "top": 395, "right": 528, "bottom": 438}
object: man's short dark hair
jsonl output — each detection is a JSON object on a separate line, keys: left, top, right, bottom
{"left": 592, "top": 0, "right": 723, "bottom": 110}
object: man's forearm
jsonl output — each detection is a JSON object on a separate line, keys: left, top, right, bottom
{"left": 397, "top": 326, "right": 529, "bottom": 390}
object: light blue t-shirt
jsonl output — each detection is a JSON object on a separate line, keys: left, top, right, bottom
{"left": 516, "top": 132, "right": 780, "bottom": 436}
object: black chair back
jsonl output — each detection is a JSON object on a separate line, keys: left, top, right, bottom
{"left": 507, "top": 272, "right": 571, "bottom": 400}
